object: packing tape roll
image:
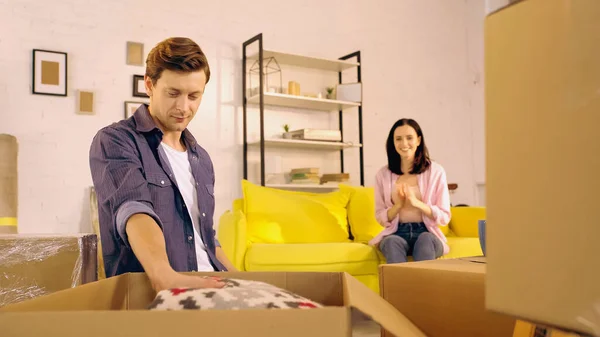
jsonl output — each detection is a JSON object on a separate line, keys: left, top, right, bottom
{"left": 0, "top": 217, "right": 17, "bottom": 226}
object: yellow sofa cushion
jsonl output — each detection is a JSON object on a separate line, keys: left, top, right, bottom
{"left": 339, "top": 184, "right": 384, "bottom": 243}
{"left": 449, "top": 206, "right": 486, "bottom": 237}
{"left": 216, "top": 209, "right": 247, "bottom": 271}
{"left": 241, "top": 180, "right": 352, "bottom": 244}
{"left": 244, "top": 242, "right": 381, "bottom": 276}
{"left": 443, "top": 236, "right": 483, "bottom": 258}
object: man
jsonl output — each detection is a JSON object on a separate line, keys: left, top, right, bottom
{"left": 89, "top": 37, "right": 235, "bottom": 291}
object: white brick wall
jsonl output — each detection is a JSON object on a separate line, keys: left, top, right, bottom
{"left": 0, "top": 0, "right": 485, "bottom": 234}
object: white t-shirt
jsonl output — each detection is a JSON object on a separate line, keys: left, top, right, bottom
{"left": 160, "top": 142, "right": 214, "bottom": 271}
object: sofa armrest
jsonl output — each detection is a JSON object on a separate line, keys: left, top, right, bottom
{"left": 217, "top": 209, "right": 248, "bottom": 271}
{"left": 449, "top": 207, "right": 486, "bottom": 238}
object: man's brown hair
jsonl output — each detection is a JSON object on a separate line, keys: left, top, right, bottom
{"left": 145, "top": 37, "right": 211, "bottom": 85}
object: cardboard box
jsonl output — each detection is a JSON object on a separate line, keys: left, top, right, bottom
{"left": 0, "top": 234, "right": 98, "bottom": 307}
{"left": 485, "top": 0, "right": 600, "bottom": 335}
{"left": 0, "top": 271, "right": 426, "bottom": 337}
{"left": 380, "top": 258, "right": 516, "bottom": 337}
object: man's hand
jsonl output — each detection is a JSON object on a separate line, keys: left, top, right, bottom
{"left": 126, "top": 213, "right": 226, "bottom": 292}
{"left": 151, "top": 269, "right": 225, "bottom": 292}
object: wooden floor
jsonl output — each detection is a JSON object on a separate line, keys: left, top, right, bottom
{"left": 352, "top": 320, "right": 381, "bottom": 337}
{"left": 351, "top": 309, "right": 381, "bottom": 337}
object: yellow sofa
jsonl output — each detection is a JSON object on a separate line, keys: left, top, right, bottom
{"left": 217, "top": 180, "right": 484, "bottom": 293}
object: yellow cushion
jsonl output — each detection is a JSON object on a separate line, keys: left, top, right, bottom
{"left": 232, "top": 198, "right": 243, "bottom": 212}
{"left": 245, "top": 242, "right": 381, "bottom": 276}
{"left": 443, "top": 236, "right": 483, "bottom": 259}
{"left": 449, "top": 207, "right": 486, "bottom": 237}
{"left": 241, "top": 180, "right": 352, "bottom": 244}
{"left": 339, "top": 184, "right": 384, "bottom": 243}
{"left": 216, "top": 210, "right": 247, "bottom": 271}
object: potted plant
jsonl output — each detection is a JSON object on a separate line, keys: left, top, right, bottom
{"left": 326, "top": 87, "right": 335, "bottom": 99}
{"left": 282, "top": 124, "right": 292, "bottom": 139}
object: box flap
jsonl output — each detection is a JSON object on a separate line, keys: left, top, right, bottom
{"left": 342, "top": 273, "right": 426, "bottom": 337}
{"left": 460, "top": 256, "right": 486, "bottom": 264}
{"left": 382, "top": 258, "right": 486, "bottom": 274}
{"left": 125, "top": 273, "right": 156, "bottom": 309}
{"left": 0, "top": 307, "right": 350, "bottom": 337}
{"left": 0, "top": 273, "right": 129, "bottom": 312}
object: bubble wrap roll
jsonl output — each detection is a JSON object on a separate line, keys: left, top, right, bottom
{"left": 0, "top": 134, "right": 17, "bottom": 234}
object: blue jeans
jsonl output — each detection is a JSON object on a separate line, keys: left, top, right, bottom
{"left": 379, "top": 222, "right": 443, "bottom": 263}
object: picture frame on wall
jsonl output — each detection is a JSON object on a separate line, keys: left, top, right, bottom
{"left": 76, "top": 90, "right": 95, "bottom": 115}
{"left": 32, "top": 49, "right": 68, "bottom": 96}
{"left": 126, "top": 41, "right": 145, "bottom": 66}
{"left": 124, "top": 101, "right": 145, "bottom": 119}
{"left": 132, "top": 74, "right": 149, "bottom": 98}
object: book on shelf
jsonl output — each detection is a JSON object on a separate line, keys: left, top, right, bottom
{"left": 290, "top": 168, "right": 319, "bottom": 175}
{"left": 321, "top": 173, "right": 350, "bottom": 184}
{"left": 291, "top": 172, "right": 319, "bottom": 179}
{"left": 286, "top": 169, "right": 350, "bottom": 186}
{"left": 291, "top": 178, "right": 321, "bottom": 184}
{"left": 288, "top": 129, "right": 342, "bottom": 142}
{"left": 291, "top": 172, "right": 320, "bottom": 184}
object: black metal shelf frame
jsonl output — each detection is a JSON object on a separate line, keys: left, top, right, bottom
{"left": 242, "top": 33, "right": 364, "bottom": 187}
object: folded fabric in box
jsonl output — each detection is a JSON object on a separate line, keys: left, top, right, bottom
{"left": 148, "top": 278, "right": 323, "bottom": 310}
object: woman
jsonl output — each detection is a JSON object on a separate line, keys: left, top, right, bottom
{"left": 369, "top": 118, "right": 451, "bottom": 263}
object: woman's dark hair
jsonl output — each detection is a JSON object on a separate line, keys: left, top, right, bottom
{"left": 386, "top": 118, "right": 431, "bottom": 175}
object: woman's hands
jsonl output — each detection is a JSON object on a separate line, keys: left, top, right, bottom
{"left": 399, "top": 184, "right": 434, "bottom": 219}
{"left": 387, "top": 182, "right": 405, "bottom": 221}
{"left": 392, "top": 182, "right": 405, "bottom": 206}
{"left": 402, "top": 184, "right": 419, "bottom": 207}
{"left": 389, "top": 181, "right": 433, "bottom": 221}
{"left": 393, "top": 182, "right": 420, "bottom": 206}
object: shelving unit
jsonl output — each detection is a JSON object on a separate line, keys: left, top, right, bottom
{"left": 248, "top": 138, "right": 361, "bottom": 151}
{"left": 242, "top": 33, "right": 364, "bottom": 190}
{"left": 246, "top": 50, "right": 360, "bottom": 72}
{"left": 247, "top": 92, "right": 360, "bottom": 111}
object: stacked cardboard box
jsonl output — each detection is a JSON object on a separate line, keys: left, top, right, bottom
{"left": 485, "top": 0, "right": 599, "bottom": 335}
{"left": 380, "top": 258, "right": 590, "bottom": 337}
{"left": 380, "top": 258, "right": 516, "bottom": 337}
{"left": 0, "top": 234, "right": 98, "bottom": 307}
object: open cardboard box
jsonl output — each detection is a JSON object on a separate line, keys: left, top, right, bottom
{"left": 0, "top": 271, "right": 425, "bottom": 337}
